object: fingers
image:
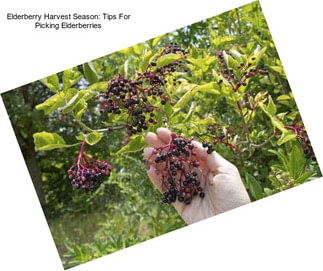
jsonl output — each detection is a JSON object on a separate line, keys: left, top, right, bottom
{"left": 145, "top": 132, "right": 164, "bottom": 148}
{"left": 156, "top": 127, "right": 171, "bottom": 144}
{"left": 145, "top": 127, "right": 171, "bottom": 148}
{"left": 205, "top": 151, "right": 230, "bottom": 172}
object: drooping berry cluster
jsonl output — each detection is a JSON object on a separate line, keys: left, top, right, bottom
{"left": 285, "top": 118, "right": 314, "bottom": 158}
{"left": 99, "top": 74, "right": 158, "bottom": 135}
{"left": 146, "top": 133, "right": 213, "bottom": 205}
{"left": 98, "top": 44, "right": 188, "bottom": 136}
{"left": 216, "top": 50, "right": 268, "bottom": 91}
{"left": 67, "top": 140, "right": 112, "bottom": 191}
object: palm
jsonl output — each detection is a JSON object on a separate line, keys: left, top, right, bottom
{"left": 144, "top": 128, "right": 250, "bottom": 224}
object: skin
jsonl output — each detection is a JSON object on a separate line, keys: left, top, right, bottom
{"left": 143, "top": 128, "right": 250, "bottom": 224}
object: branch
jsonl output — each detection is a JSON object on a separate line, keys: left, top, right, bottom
{"left": 250, "top": 132, "right": 277, "bottom": 148}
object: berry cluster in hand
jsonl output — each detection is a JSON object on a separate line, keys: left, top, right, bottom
{"left": 99, "top": 44, "right": 187, "bottom": 136}
{"left": 67, "top": 141, "right": 112, "bottom": 191}
{"left": 285, "top": 118, "right": 314, "bottom": 158}
{"left": 146, "top": 133, "right": 213, "bottom": 205}
{"left": 216, "top": 51, "right": 268, "bottom": 91}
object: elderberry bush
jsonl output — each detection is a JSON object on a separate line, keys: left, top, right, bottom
{"left": 146, "top": 133, "right": 213, "bottom": 205}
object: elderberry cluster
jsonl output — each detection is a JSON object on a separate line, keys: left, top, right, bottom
{"left": 99, "top": 44, "right": 188, "bottom": 136}
{"left": 67, "top": 154, "right": 112, "bottom": 191}
{"left": 98, "top": 74, "right": 157, "bottom": 135}
{"left": 215, "top": 51, "right": 268, "bottom": 91}
{"left": 146, "top": 133, "right": 213, "bottom": 205}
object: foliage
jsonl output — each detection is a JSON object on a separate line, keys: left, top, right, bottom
{"left": 1, "top": 1, "right": 320, "bottom": 269}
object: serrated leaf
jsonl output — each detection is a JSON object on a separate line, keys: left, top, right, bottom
{"left": 157, "top": 53, "right": 182, "bottom": 67}
{"left": 35, "top": 93, "right": 65, "bottom": 115}
{"left": 117, "top": 135, "right": 146, "bottom": 154}
{"left": 62, "top": 68, "right": 83, "bottom": 90}
{"left": 83, "top": 62, "right": 99, "bottom": 84}
{"left": 40, "top": 74, "right": 60, "bottom": 93}
{"left": 86, "top": 132, "right": 103, "bottom": 145}
{"left": 33, "top": 132, "right": 72, "bottom": 151}
{"left": 245, "top": 173, "right": 263, "bottom": 200}
{"left": 289, "top": 145, "right": 306, "bottom": 179}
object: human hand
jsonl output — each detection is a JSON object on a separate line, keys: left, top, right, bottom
{"left": 143, "top": 128, "right": 250, "bottom": 224}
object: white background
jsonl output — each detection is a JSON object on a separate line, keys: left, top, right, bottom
{"left": 0, "top": 0, "right": 323, "bottom": 270}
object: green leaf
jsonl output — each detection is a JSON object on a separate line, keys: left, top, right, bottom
{"left": 164, "top": 102, "right": 173, "bottom": 119}
{"left": 62, "top": 68, "right": 83, "bottom": 90}
{"left": 250, "top": 46, "right": 267, "bottom": 65}
{"left": 295, "top": 171, "right": 314, "bottom": 184}
{"left": 83, "top": 62, "right": 99, "bottom": 84}
{"left": 33, "top": 132, "right": 74, "bottom": 151}
{"left": 261, "top": 95, "right": 276, "bottom": 117}
{"left": 117, "top": 135, "right": 146, "bottom": 154}
{"left": 213, "top": 36, "right": 234, "bottom": 46}
{"left": 140, "top": 50, "right": 153, "bottom": 72}
{"left": 269, "top": 149, "right": 289, "bottom": 171}
{"left": 264, "top": 188, "right": 275, "bottom": 196}
{"left": 87, "top": 81, "right": 108, "bottom": 92}
{"left": 35, "top": 93, "right": 65, "bottom": 115}
{"left": 74, "top": 99, "right": 87, "bottom": 121}
{"left": 270, "top": 65, "right": 286, "bottom": 78}
{"left": 76, "top": 132, "right": 86, "bottom": 141}
{"left": 289, "top": 145, "right": 306, "bottom": 179}
{"left": 277, "top": 131, "right": 296, "bottom": 145}
{"left": 152, "top": 35, "right": 163, "bottom": 47}
{"left": 60, "top": 89, "right": 95, "bottom": 114}
{"left": 222, "top": 51, "right": 239, "bottom": 70}
{"left": 277, "top": 94, "right": 291, "bottom": 101}
{"left": 40, "top": 74, "right": 60, "bottom": 93}
{"left": 133, "top": 43, "right": 144, "bottom": 55}
{"left": 187, "top": 57, "right": 215, "bottom": 72}
{"left": 86, "top": 132, "right": 103, "bottom": 145}
{"left": 245, "top": 173, "right": 263, "bottom": 200}
{"left": 197, "top": 82, "right": 220, "bottom": 95}
{"left": 156, "top": 54, "right": 182, "bottom": 67}
{"left": 173, "top": 88, "right": 198, "bottom": 112}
